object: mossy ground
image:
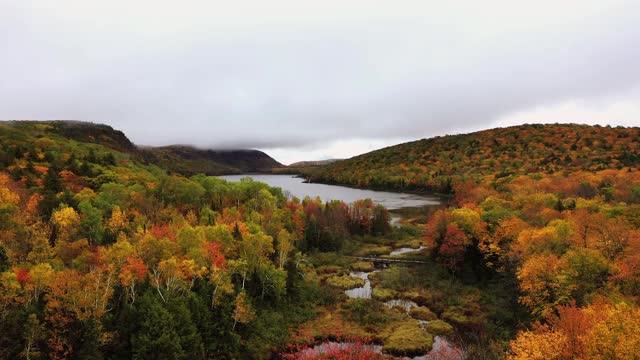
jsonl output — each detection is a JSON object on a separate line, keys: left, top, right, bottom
{"left": 350, "top": 261, "right": 375, "bottom": 272}
{"left": 425, "top": 319, "right": 454, "bottom": 336}
{"left": 316, "top": 265, "right": 348, "bottom": 275}
{"left": 409, "top": 306, "right": 438, "bottom": 321}
{"left": 371, "top": 287, "right": 398, "bottom": 302}
{"left": 393, "top": 237, "right": 424, "bottom": 249}
{"left": 291, "top": 308, "right": 372, "bottom": 343}
{"left": 352, "top": 244, "right": 393, "bottom": 257}
{"left": 381, "top": 322, "right": 434, "bottom": 357}
{"left": 326, "top": 275, "right": 365, "bottom": 290}
{"left": 293, "top": 301, "right": 438, "bottom": 357}
{"left": 293, "top": 225, "right": 517, "bottom": 358}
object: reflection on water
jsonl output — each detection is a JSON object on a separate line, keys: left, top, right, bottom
{"left": 384, "top": 299, "right": 419, "bottom": 313}
{"left": 391, "top": 215, "right": 403, "bottom": 225}
{"left": 409, "top": 336, "right": 464, "bottom": 360}
{"left": 219, "top": 174, "right": 440, "bottom": 210}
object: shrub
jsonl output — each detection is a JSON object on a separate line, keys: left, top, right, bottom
{"left": 353, "top": 245, "right": 393, "bottom": 257}
{"left": 351, "top": 261, "right": 375, "bottom": 272}
{"left": 316, "top": 265, "right": 348, "bottom": 275}
{"left": 372, "top": 288, "right": 398, "bottom": 302}
{"left": 425, "top": 320, "right": 454, "bottom": 336}
{"left": 341, "top": 299, "right": 389, "bottom": 326}
{"left": 409, "top": 307, "right": 437, "bottom": 321}
{"left": 326, "top": 275, "right": 365, "bottom": 290}
{"left": 281, "top": 341, "right": 389, "bottom": 359}
{"left": 382, "top": 323, "right": 433, "bottom": 357}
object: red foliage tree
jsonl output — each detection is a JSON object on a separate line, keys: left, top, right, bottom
{"left": 438, "top": 224, "right": 466, "bottom": 273}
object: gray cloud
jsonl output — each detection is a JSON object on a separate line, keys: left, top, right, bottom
{"left": 1, "top": 1, "right": 640, "bottom": 159}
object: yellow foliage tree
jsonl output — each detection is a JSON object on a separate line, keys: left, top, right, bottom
{"left": 0, "top": 271, "right": 24, "bottom": 319}
{"left": 451, "top": 207, "right": 484, "bottom": 243}
{"left": 103, "top": 235, "right": 134, "bottom": 269}
{"left": 517, "top": 254, "right": 571, "bottom": 318}
{"left": 106, "top": 205, "right": 128, "bottom": 236}
{"left": 50, "top": 206, "right": 80, "bottom": 242}
{"left": 26, "top": 223, "right": 53, "bottom": 264}
{"left": 510, "top": 302, "right": 640, "bottom": 359}
{"left": 509, "top": 328, "right": 567, "bottom": 360}
{"left": 232, "top": 291, "right": 255, "bottom": 330}
{"left": 210, "top": 269, "right": 234, "bottom": 308}
{"left": 585, "top": 302, "right": 640, "bottom": 359}
{"left": 26, "top": 263, "right": 55, "bottom": 305}
{"left": 46, "top": 267, "right": 114, "bottom": 321}
{"left": 277, "top": 229, "right": 292, "bottom": 269}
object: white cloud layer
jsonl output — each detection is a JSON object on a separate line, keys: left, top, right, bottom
{"left": 1, "top": 0, "right": 639, "bottom": 164}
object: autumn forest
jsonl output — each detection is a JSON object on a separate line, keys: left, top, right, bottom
{"left": 1, "top": 121, "right": 639, "bottom": 359}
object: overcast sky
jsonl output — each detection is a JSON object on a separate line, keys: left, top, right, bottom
{"left": 1, "top": 0, "right": 640, "bottom": 164}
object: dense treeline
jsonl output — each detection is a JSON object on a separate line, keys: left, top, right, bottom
{"left": 306, "top": 124, "right": 640, "bottom": 193}
{"left": 0, "top": 122, "right": 390, "bottom": 359}
{"left": 420, "top": 169, "right": 640, "bottom": 358}
{"left": 416, "top": 158, "right": 640, "bottom": 355}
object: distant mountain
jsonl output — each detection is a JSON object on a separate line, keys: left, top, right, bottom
{"left": 288, "top": 159, "right": 342, "bottom": 167}
{"left": 305, "top": 123, "right": 640, "bottom": 193}
{"left": 0, "top": 121, "right": 282, "bottom": 176}
{"left": 142, "top": 145, "right": 283, "bottom": 176}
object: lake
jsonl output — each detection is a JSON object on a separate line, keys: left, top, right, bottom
{"left": 218, "top": 174, "right": 441, "bottom": 210}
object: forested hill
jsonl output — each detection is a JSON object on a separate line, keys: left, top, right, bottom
{"left": 2, "top": 120, "right": 137, "bottom": 153}
{"left": 142, "top": 146, "right": 282, "bottom": 176}
{"left": 288, "top": 159, "right": 342, "bottom": 167}
{"left": 305, "top": 124, "right": 640, "bottom": 193}
{"left": 0, "top": 121, "right": 282, "bottom": 175}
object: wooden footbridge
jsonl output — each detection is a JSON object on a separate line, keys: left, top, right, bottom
{"left": 347, "top": 256, "right": 430, "bottom": 265}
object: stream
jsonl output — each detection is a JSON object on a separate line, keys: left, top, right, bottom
{"left": 344, "top": 271, "right": 378, "bottom": 299}
{"left": 220, "top": 175, "right": 460, "bottom": 359}
{"left": 341, "top": 246, "right": 463, "bottom": 360}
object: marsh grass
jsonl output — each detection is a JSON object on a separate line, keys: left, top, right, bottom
{"left": 409, "top": 306, "right": 438, "bottom": 321}
{"left": 326, "top": 275, "right": 365, "bottom": 290}
{"left": 350, "top": 261, "right": 375, "bottom": 272}
{"left": 381, "top": 322, "right": 434, "bottom": 357}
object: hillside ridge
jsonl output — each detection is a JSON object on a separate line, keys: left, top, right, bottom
{"left": 305, "top": 123, "right": 640, "bottom": 193}
{"left": 288, "top": 159, "right": 342, "bottom": 167}
{"left": 0, "top": 120, "right": 282, "bottom": 175}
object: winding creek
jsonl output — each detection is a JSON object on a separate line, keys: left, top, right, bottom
{"left": 344, "top": 271, "right": 377, "bottom": 299}
{"left": 220, "top": 175, "right": 461, "bottom": 359}
{"left": 344, "top": 245, "right": 459, "bottom": 360}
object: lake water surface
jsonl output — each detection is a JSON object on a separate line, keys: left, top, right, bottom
{"left": 219, "top": 174, "right": 440, "bottom": 210}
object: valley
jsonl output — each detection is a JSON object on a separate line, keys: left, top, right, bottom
{"left": 0, "top": 121, "right": 638, "bottom": 359}
{"left": 4, "top": 3, "right": 640, "bottom": 358}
